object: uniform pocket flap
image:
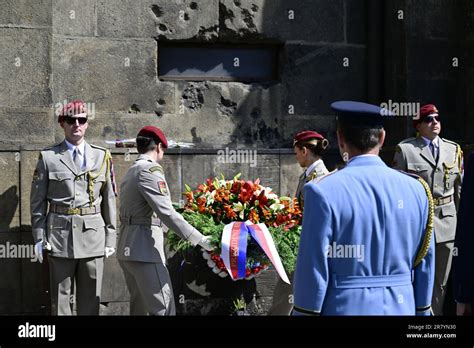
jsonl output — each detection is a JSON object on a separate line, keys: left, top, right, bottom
{"left": 407, "top": 163, "right": 430, "bottom": 172}
{"left": 83, "top": 217, "right": 105, "bottom": 230}
{"left": 48, "top": 171, "right": 73, "bottom": 181}
{"left": 440, "top": 203, "right": 456, "bottom": 217}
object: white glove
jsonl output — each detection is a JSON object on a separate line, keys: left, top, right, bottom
{"left": 105, "top": 247, "right": 115, "bottom": 258}
{"left": 198, "top": 236, "right": 214, "bottom": 252}
{"left": 34, "top": 241, "right": 43, "bottom": 263}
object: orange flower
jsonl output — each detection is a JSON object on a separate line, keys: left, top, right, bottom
{"left": 224, "top": 204, "right": 237, "bottom": 219}
{"left": 248, "top": 209, "right": 260, "bottom": 223}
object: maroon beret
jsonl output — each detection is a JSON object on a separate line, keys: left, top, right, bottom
{"left": 137, "top": 126, "right": 168, "bottom": 149}
{"left": 58, "top": 100, "right": 87, "bottom": 122}
{"left": 293, "top": 130, "right": 325, "bottom": 146}
{"left": 413, "top": 104, "right": 439, "bottom": 127}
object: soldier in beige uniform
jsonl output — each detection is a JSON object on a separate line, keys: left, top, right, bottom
{"left": 268, "top": 130, "right": 330, "bottom": 315}
{"left": 30, "top": 100, "right": 117, "bottom": 315}
{"left": 117, "top": 126, "right": 213, "bottom": 315}
{"left": 393, "top": 104, "right": 463, "bottom": 315}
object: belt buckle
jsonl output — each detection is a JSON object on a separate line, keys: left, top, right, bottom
{"left": 67, "top": 207, "right": 81, "bottom": 215}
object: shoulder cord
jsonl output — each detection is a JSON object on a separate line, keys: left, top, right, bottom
{"left": 414, "top": 177, "right": 435, "bottom": 267}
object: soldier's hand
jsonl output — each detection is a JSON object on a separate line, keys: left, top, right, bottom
{"left": 105, "top": 247, "right": 116, "bottom": 258}
{"left": 198, "top": 235, "right": 214, "bottom": 252}
{"left": 34, "top": 241, "right": 43, "bottom": 263}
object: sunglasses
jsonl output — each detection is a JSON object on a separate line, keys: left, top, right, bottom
{"left": 64, "top": 117, "right": 88, "bottom": 125}
{"left": 422, "top": 115, "right": 440, "bottom": 123}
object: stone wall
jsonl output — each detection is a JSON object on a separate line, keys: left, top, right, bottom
{"left": 0, "top": 0, "right": 472, "bottom": 315}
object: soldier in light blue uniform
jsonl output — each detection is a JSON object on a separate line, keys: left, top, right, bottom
{"left": 293, "top": 101, "right": 435, "bottom": 316}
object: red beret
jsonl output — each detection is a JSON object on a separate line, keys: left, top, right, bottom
{"left": 413, "top": 104, "right": 439, "bottom": 127}
{"left": 293, "top": 130, "right": 325, "bottom": 146}
{"left": 137, "top": 126, "right": 168, "bottom": 149}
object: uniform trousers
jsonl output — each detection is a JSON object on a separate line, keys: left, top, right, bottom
{"left": 48, "top": 255, "right": 103, "bottom": 315}
{"left": 119, "top": 260, "right": 175, "bottom": 316}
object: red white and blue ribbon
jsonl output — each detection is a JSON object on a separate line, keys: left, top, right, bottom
{"left": 221, "top": 221, "right": 290, "bottom": 284}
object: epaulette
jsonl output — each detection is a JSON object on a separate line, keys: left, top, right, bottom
{"left": 149, "top": 165, "right": 164, "bottom": 175}
{"left": 440, "top": 138, "right": 460, "bottom": 147}
{"left": 396, "top": 169, "right": 420, "bottom": 180}
{"left": 317, "top": 169, "right": 338, "bottom": 182}
{"left": 399, "top": 137, "right": 417, "bottom": 145}
{"left": 42, "top": 142, "right": 62, "bottom": 151}
{"left": 90, "top": 144, "right": 108, "bottom": 152}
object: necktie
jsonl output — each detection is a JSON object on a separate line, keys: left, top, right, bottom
{"left": 429, "top": 142, "right": 437, "bottom": 162}
{"left": 73, "top": 148, "right": 82, "bottom": 171}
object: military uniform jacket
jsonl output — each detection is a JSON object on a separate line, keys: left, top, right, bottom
{"left": 30, "top": 140, "right": 117, "bottom": 259}
{"left": 295, "top": 159, "right": 329, "bottom": 208}
{"left": 393, "top": 136, "right": 462, "bottom": 243}
{"left": 116, "top": 154, "right": 203, "bottom": 264}
{"left": 293, "top": 156, "right": 435, "bottom": 315}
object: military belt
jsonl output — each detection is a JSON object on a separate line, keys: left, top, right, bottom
{"left": 330, "top": 272, "right": 413, "bottom": 289}
{"left": 120, "top": 216, "right": 162, "bottom": 227}
{"left": 49, "top": 204, "right": 101, "bottom": 216}
{"left": 433, "top": 195, "right": 453, "bottom": 206}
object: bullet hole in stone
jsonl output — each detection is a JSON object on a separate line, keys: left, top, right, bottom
{"left": 151, "top": 5, "right": 163, "bottom": 18}
{"left": 218, "top": 96, "right": 237, "bottom": 117}
{"left": 157, "top": 99, "right": 166, "bottom": 106}
{"left": 234, "top": 0, "right": 241, "bottom": 7}
{"left": 159, "top": 24, "right": 168, "bottom": 32}
{"left": 155, "top": 110, "right": 163, "bottom": 117}
{"left": 190, "top": 2, "right": 198, "bottom": 10}
{"left": 102, "top": 126, "right": 113, "bottom": 137}
{"left": 251, "top": 4, "right": 259, "bottom": 12}
{"left": 129, "top": 104, "right": 141, "bottom": 113}
{"left": 184, "top": 13, "right": 190, "bottom": 21}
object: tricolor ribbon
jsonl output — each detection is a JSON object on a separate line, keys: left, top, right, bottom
{"left": 221, "top": 221, "right": 290, "bottom": 284}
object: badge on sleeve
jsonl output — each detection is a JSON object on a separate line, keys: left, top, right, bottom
{"left": 158, "top": 181, "right": 168, "bottom": 195}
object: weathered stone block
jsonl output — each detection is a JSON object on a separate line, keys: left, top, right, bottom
{"left": 53, "top": 0, "right": 96, "bottom": 36}
{"left": 0, "top": 29, "right": 52, "bottom": 108}
{"left": 219, "top": 0, "right": 345, "bottom": 42}
{"left": 97, "top": 0, "right": 219, "bottom": 40}
{"left": 406, "top": 0, "right": 460, "bottom": 40}
{"left": 346, "top": 0, "right": 367, "bottom": 44}
{"left": 0, "top": 152, "right": 20, "bottom": 233}
{"left": 171, "top": 81, "right": 283, "bottom": 147}
{"left": 0, "top": 109, "right": 55, "bottom": 148}
{"left": 282, "top": 44, "right": 367, "bottom": 115}
{"left": 0, "top": 0, "right": 52, "bottom": 26}
{"left": 53, "top": 37, "right": 158, "bottom": 113}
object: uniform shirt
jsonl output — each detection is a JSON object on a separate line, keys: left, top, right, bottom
{"left": 65, "top": 139, "right": 86, "bottom": 170}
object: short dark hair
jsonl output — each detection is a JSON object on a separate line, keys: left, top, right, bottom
{"left": 295, "top": 139, "right": 329, "bottom": 157}
{"left": 337, "top": 120, "right": 383, "bottom": 152}
{"left": 137, "top": 135, "right": 158, "bottom": 154}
